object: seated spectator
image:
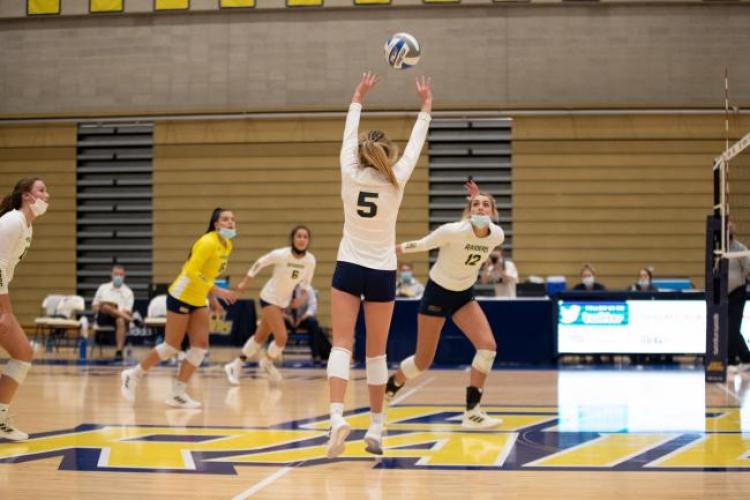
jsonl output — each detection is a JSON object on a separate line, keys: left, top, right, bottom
{"left": 396, "top": 262, "right": 425, "bottom": 299}
{"left": 479, "top": 247, "right": 519, "bottom": 298}
{"left": 572, "top": 263, "right": 607, "bottom": 291}
{"left": 92, "top": 265, "right": 135, "bottom": 362}
{"left": 629, "top": 267, "right": 659, "bottom": 292}
{"left": 285, "top": 284, "right": 330, "bottom": 365}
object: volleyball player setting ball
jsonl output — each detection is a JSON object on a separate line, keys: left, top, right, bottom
{"left": 0, "top": 177, "right": 50, "bottom": 441}
{"left": 384, "top": 180, "right": 503, "bottom": 429}
{"left": 224, "top": 225, "right": 316, "bottom": 384}
{"left": 121, "top": 208, "right": 237, "bottom": 409}
{"left": 325, "top": 71, "right": 433, "bottom": 458}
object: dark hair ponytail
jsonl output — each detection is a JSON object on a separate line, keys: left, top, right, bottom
{"left": 206, "top": 207, "right": 226, "bottom": 234}
{"left": 0, "top": 177, "right": 40, "bottom": 217}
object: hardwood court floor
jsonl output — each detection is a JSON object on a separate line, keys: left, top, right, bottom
{"left": 1, "top": 353, "right": 749, "bottom": 499}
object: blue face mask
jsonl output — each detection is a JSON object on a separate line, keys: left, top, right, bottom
{"left": 112, "top": 276, "right": 124, "bottom": 287}
{"left": 470, "top": 215, "right": 491, "bottom": 228}
{"left": 219, "top": 227, "right": 237, "bottom": 240}
{"left": 400, "top": 271, "right": 413, "bottom": 282}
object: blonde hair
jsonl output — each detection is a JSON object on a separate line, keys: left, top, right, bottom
{"left": 358, "top": 130, "right": 399, "bottom": 188}
{"left": 580, "top": 263, "right": 596, "bottom": 276}
{"left": 463, "top": 192, "right": 499, "bottom": 220}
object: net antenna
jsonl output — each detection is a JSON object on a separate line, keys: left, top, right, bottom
{"left": 713, "top": 67, "right": 750, "bottom": 261}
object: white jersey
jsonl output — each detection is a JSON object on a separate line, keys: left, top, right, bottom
{"left": 337, "top": 102, "right": 431, "bottom": 271}
{"left": 0, "top": 210, "right": 32, "bottom": 294}
{"left": 401, "top": 220, "right": 505, "bottom": 291}
{"left": 247, "top": 247, "right": 316, "bottom": 308}
{"left": 92, "top": 281, "right": 135, "bottom": 312}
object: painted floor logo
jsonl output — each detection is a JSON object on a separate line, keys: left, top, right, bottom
{"left": 0, "top": 405, "right": 749, "bottom": 474}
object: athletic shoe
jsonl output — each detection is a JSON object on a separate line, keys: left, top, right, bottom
{"left": 113, "top": 350, "right": 123, "bottom": 363}
{"left": 260, "top": 357, "right": 282, "bottom": 383}
{"left": 165, "top": 393, "right": 202, "bottom": 410}
{"left": 0, "top": 412, "right": 28, "bottom": 441}
{"left": 461, "top": 407, "right": 503, "bottom": 430}
{"left": 326, "top": 414, "right": 352, "bottom": 459}
{"left": 364, "top": 424, "right": 384, "bottom": 455}
{"left": 120, "top": 368, "right": 138, "bottom": 403}
{"left": 384, "top": 375, "right": 404, "bottom": 401}
{"left": 224, "top": 359, "right": 241, "bottom": 386}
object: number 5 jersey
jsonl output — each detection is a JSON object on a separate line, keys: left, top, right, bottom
{"left": 337, "top": 102, "right": 431, "bottom": 271}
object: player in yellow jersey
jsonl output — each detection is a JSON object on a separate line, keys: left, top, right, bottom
{"left": 120, "top": 208, "right": 237, "bottom": 409}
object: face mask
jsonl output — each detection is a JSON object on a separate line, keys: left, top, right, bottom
{"left": 218, "top": 227, "right": 237, "bottom": 240}
{"left": 470, "top": 214, "right": 491, "bottom": 228}
{"left": 582, "top": 276, "right": 594, "bottom": 287}
{"left": 30, "top": 197, "right": 48, "bottom": 217}
{"left": 638, "top": 279, "right": 650, "bottom": 289}
{"left": 113, "top": 276, "right": 124, "bottom": 287}
{"left": 400, "top": 271, "right": 413, "bottom": 282}
{"left": 490, "top": 256, "right": 499, "bottom": 264}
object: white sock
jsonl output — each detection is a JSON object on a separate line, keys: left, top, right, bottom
{"left": 233, "top": 357, "right": 242, "bottom": 367}
{"left": 330, "top": 403, "right": 345, "bottom": 418}
{"left": 241, "top": 336, "right": 262, "bottom": 360}
{"left": 132, "top": 365, "right": 145, "bottom": 377}
{"left": 172, "top": 380, "right": 187, "bottom": 396}
{"left": 370, "top": 412, "right": 384, "bottom": 427}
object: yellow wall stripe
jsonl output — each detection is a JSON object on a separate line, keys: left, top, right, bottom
{"left": 90, "top": 0, "right": 124, "bottom": 13}
{"left": 219, "top": 0, "right": 255, "bottom": 7}
{"left": 287, "top": 0, "right": 323, "bottom": 6}
{"left": 154, "top": 0, "right": 190, "bottom": 10}
{"left": 27, "top": 0, "right": 60, "bottom": 15}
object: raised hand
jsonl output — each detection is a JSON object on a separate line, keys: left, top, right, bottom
{"left": 415, "top": 75, "right": 432, "bottom": 113}
{"left": 352, "top": 71, "right": 380, "bottom": 104}
{"left": 464, "top": 177, "right": 480, "bottom": 199}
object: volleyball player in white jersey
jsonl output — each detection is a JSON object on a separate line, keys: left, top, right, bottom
{"left": 0, "top": 177, "right": 50, "bottom": 441}
{"left": 325, "top": 72, "right": 432, "bottom": 458}
{"left": 224, "top": 225, "right": 316, "bottom": 384}
{"left": 385, "top": 184, "right": 505, "bottom": 429}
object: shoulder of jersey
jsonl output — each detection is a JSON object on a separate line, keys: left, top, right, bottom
{"left": 444, "top": 220, "right": 469, "bottom": 232}
{"left": 490, "top": 223, "right": 505, "bottom": 241}
{"left": 0, "top": 210, "right": 23, "bottom": 228}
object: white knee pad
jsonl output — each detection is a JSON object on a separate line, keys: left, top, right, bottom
{"left": 241, "top": 336, "right": 262, "bottom": 359}
{"left": 472, "top": 349, "right": 496, "bottom": 375}
{"left": 185, "top": 347, "right": 207, "bottom": 367}
{"left": 3, "top": 359, "right": 31, "bottom": 385}
{"left": 400, "top": 355, "right": 423, "bottom": 380}
{"left": 155, "top": 342, "right": 178, "bottom": 360}
{"left": 327, "top": 347, "right": 351, "bottom": 381}
{"left": 267, "top": 342, "right": 284, "bottom": 360}
{"left": 366, "top": 355, "right": 388, "bottom": 385}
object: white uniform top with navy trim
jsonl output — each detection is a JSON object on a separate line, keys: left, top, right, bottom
{"left": 337, "top": 102, "right": 431, "bottom": 271}
{"left": 92, "top": 281, "right": 135, "bottom": 313}
{"left": 401, "top": 220, "right": 505, "bottom": 291}
{"left": 247, "top": 247, "right": 316, "bottom": 308}
{"left": 0, "top": 210, "right": 32, "bottom": 294}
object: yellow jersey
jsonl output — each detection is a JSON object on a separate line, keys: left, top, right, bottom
{"left": 168, "top": 231, "right": 232, "bottom": 307}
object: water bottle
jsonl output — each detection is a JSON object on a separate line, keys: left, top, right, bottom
{"left": 78, "top": 337, "right": 87, "bottom": 361}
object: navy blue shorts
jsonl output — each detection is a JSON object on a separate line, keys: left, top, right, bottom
{"left": 167, "top": 294, "right": 206, "bottom": 315}
{"left": 259, "top": 299, "right": 281, "bottom": 309}
{"left": 331, "top": 261, "right": 397, "bottom": 302}
{"left": 418, "top": 279, "right": 475, "bottom": 318}
{"left": 95, "top": 311, "right": 117, "bottom": 328}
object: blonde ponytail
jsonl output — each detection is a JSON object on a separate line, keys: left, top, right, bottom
{"left": 358, "top": 130, "right": 399, "bottom": 188}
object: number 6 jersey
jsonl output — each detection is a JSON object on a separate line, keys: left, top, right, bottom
{"left": 400, "top": 220, "right": 505, "bottom": 291}
{"left": 246, "top": 247, "right": 316, "bottom": 308}
{"left": 337, "top": 102, "right": 431, "bottom": 271}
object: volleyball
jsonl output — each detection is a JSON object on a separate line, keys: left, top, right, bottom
{"left": 384, "top": 32, "right": 421, "bottom": 70}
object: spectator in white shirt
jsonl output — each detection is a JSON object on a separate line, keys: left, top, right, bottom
{"left": 396, "top": 262, "right": 425, "bottom": 299}
{"left": 285, "top": 284, "right": 330, "bottom": 366}
{"left": 92, "top": 265, "right": 135, "bottom": 362}
{"left": 479, "top": 247, "right": 518, "bottom": 298}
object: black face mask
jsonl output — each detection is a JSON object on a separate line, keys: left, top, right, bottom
{"left": 292, "top": 246, "right": 306, "bottom": 256}
{"left": 490, "top": 256, "right": 499, "bottom": 264}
